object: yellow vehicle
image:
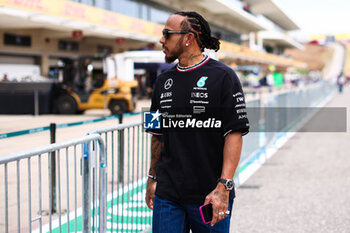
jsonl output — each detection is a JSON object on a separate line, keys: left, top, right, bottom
{"left": 55, "top": 78, "right": 137, "bottom": 115}
{"left": 52, "top": 56, "right": 137, "bottom": 115}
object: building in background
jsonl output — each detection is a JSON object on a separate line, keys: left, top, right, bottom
{"left": 0, "top": 0, "right": 307, "bottom": 81}
{"left": 241, "top": 0, "right": 303, "bottom": 53}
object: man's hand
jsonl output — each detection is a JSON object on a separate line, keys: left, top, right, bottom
{"left": 145, "top": 178, "right": 157, "bottom": 209}
{"left": 204, "top": 183, "right": 230, "bottom": 226}
{"left": 204, "top": 132, "right": 242, "bottom": 225}
{"left": 145, "top": 135, "right": 163, "bottom": 209}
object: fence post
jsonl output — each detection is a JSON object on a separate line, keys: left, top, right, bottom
{"left": 98, "top": 140, "right": 107, "bottom": 233}
{"left": 118, "top": 129, "right": 125, "bottom": 183}
{"left": 118, "top": 112, "right": 124, "bottom": 183}
{"left": 118, "top": 113, "right": 123, "bottom": 124}
{"left": 50, "top": 123, "right": 57, "bottom": 213}
{"left": 82, "top": 142, "right": 91, "bottom": 233}
{"left": 34, "top": 90, "right": 39, "bottom": 115}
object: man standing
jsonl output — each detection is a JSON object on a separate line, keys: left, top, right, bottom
{"left": 145, "top": 11, "right": 249, "bottom": 232}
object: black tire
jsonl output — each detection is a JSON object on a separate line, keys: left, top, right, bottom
{"left": 56, "top": 95, "right": 77, "bottom": 114}
{"left": 109, "top": 100, "right": 127, "bottom": 115}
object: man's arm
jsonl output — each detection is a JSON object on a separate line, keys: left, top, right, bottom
{"left": 205, "top": 131, "right": 242, "bottom": 226}
{"left": 145, "top": 135, "right": 163, "bottom": 209}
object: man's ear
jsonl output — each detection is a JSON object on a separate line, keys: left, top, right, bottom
{"left": 186, "top": 33, "right": 196, "bottom": 46}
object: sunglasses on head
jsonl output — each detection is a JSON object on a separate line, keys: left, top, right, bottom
{"left": 162, "top": 29, "right": 197, "bottom": 40}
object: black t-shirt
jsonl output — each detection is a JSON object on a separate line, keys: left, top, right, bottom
{"left": 147, "top": 56, "right": 249, "bottom": 204}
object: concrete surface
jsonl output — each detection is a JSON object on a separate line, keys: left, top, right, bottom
{"left": 0, "top": 99, "right": 150, "bottom": 156}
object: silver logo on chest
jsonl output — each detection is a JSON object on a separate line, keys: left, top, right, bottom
{"left": 164, "top": 78, "right": 173, "bottom": 90}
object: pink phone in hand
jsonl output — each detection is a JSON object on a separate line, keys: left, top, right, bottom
{"left": 199, "top": 203, "right": 213, "bottom": 224}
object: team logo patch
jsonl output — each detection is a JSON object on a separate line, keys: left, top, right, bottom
{"left": 197, "top": 76, "right": 208, "bottom": 87}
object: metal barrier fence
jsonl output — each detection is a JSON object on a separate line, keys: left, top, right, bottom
{"left": 264, "top": 81, "right": 334, "bottom": 148}
{"left": 237, "top": 98, "right": 262, "bottom": 176}
{"left": 235, "top": 81, "right": 335, "bottom": 185}
{"left": 87, "top": 122, "right": 152, "bottom": 233}
{"left": 0, "top": 134, "right": 106, "bottom": 233}
{"left": 0, "top": 81, "right": 336, "bottom": 233}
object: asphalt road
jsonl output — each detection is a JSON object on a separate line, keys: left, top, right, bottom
{"left": 230, "top": 84, "right": 350, "bottom": 233}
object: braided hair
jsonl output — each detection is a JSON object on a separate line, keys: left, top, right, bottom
{"left": 175, "top": 11, "right": 220, "bottom": 52}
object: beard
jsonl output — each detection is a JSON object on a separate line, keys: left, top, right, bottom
{"left": 164, "top": 36, "right": 184, "bottom": 64}
{"left": 165, "top": 54, "right": 177, "bottom": 64}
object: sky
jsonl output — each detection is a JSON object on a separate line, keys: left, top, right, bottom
{"left": 276, "top": 0, "right": 350, "bottom": 36}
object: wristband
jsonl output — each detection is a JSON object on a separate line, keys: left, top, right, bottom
{"left": 148, "top": 174, "right": 157, "bottom": 181}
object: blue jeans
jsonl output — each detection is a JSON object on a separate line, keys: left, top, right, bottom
{"left": 152, "top": 195, "right": 233, "bottom": 233}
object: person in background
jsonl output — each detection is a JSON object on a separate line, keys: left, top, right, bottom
{"left": 266, "top": 72, "right": 274, "bottom": 92}
{"left": 337, "top": 72, "right": 345, "bottom": 93}
{"left": 2, "top": 73, "right": 9, "bottom": 81}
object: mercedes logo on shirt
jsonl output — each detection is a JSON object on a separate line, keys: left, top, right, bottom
{"left": 164, "top": 78, "right": 173, "bottom": 90}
